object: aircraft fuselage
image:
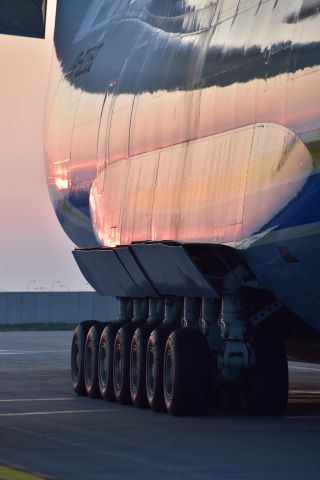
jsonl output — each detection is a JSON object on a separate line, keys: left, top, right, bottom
{"left": 45, "top": 0, "right": 320, "bottom": 331}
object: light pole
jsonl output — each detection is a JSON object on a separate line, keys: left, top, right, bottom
{"left": 51, "top": 280, "right": 61, "bottom": 291}
{"left": 27, "top": 280, "right": 36, "bottom": 292}
{"left": 60, "top": 284, "right": 70, "bottom": 291}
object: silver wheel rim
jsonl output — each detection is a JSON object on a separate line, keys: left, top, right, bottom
{"left": 98, "top": 341, "right": 107, "bottom": 389}
{"left": 71, "top": 338, "right": 80, "bottom": 382}
{"left": 114, "top": 342, "right": 122, "bottom": 390}
{"left": 147, "top": 345, "right": 155, "bottom": 396}
{"left": 85, "top": 340, "right": 93, "bottom": 387}
{"left": 164, "top": 347, "right": 173, "bottom": 401}
{"left": 130, "top": 342, "right": 138, "bottom": 394}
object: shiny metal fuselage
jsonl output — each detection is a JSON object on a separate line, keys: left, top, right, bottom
{"left": 45, "top": 0, "right": 320, "bottom": 329}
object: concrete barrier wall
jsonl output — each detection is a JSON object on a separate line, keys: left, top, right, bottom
{"left": 0, "top": 292, "right": 118, "bottom": 324}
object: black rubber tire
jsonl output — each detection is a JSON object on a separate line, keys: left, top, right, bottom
{"left": 146, "top": 324, "right": 176, "bottom": 412}
{"left": 130, "top": 323, "right": 159, "bottom": 408}
{"left": 218, "top": 381, "right": 242, "bottom": 413}
{"left": 113, "top": 323, "right": 141, "bottom": 405}
{"left": 98, "top": 322, "right": 124, "bottom": 401}
{"left": 163, "top": 328, "right": 211, "bottom": 416}
{"left": 240, "top": 322, "right": 288, "bottom": 416}
{"left": 84, "top": 324, "right": 106, "bottom": 398}
{"left": 210, "top": 359, "right": 222, "bottom": 409}
{"left": 71, "top": 320, "right": 100, "bottom": 396}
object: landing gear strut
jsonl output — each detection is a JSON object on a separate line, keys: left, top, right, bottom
{"left": 217, "top": 268, "right": 288, "bottom": 415}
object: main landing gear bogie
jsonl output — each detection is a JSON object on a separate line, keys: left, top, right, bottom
{"left": 71, "top": 317, "right": 212, "bottom": 416}
{"left": 70, "top": 293, "right": 289, "bottom": 417}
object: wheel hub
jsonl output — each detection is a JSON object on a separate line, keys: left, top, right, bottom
{"left": 99, "top": 341, "right": 106, "bottom": 388}
{"left": 85, "top": 341, "right": 93, "bottom": 386}
{"left": 71, "top": 340, "right": 80, "bottom": 381}
{"left": 130, "top": 344, "right": 138, "bottom": 393}
{"left": 164, "top": 347, "right": 173, "bottom": 401}
{"left": 147, "top": 346, "right": 155, "bottom": 395}
{"left": 114, "top": 343, "right": 122, "bottom": 389}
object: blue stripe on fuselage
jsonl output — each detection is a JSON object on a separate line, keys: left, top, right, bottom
{"left": 258, "top": 172, "right": 320, "bottom": 234}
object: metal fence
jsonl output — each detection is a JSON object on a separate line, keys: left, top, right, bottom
{"left": 0, "top": 292, "right": 118, "bottom": 325}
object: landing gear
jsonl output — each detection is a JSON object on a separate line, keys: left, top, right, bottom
{"left": 218, "top": 324, "right": 288, "bottom": 416}
{"left": 113, "top": 323, "right": 140, "bottom": 405}
{"left": 240, "top": 322, "right": 288, "bottom": 416}
{"left": 98, "top": 323, "right": 123, "bottom": 401}
{"left": 84, "top": 324, "right": 106, "bottom": 398}
{"left": 218, "top": 381, "right": 242, "bottom": 413}
{"left": 163, "top": 328, "right": 211, "bottom": 416}
{"left": 146, "top": 324, "right": 176, "bottom": 412}
{"left": 130, "top": 323, "right": 158, "bottom": 408}
{"left": 71, "top": 289, "right": 289, "bottom": 417}
{"left": 71, "top": 320, "right": 99, "bottom": 396}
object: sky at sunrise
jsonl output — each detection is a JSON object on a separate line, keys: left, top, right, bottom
{"left": 0, "top": 0, "right": 92, "bottom": 292}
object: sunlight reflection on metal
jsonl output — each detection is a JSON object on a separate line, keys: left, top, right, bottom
{"left": 44, "top": 0, "right": 320, "bottom": 249}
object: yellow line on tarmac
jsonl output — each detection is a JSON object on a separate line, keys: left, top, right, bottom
{"left": 0, "top": 465, "right": 45, "bottom": 480}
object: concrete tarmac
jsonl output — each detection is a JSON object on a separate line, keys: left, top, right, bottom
{"left": 0, "top": 331, "right": 320, "bottom": 480}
